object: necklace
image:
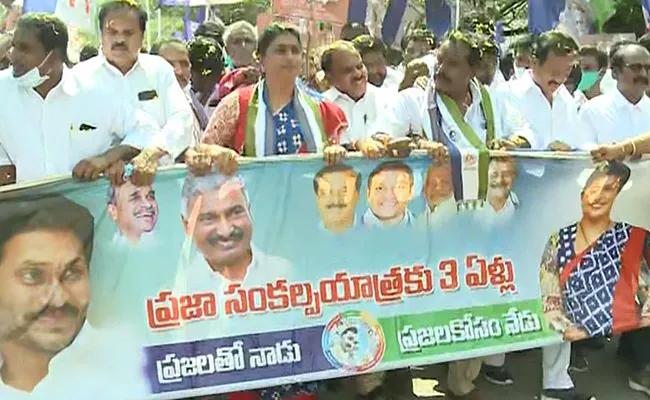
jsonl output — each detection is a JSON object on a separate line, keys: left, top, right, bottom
{"left": 577, "top": 220, "right": 611, "bottom": 246}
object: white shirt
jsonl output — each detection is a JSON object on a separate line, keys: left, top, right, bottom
{"left": 0, "top": 68, "right": 154, "bottom": 183}
{"left": 380, "top": 67, "right": 403, "bottom": 92}
{"left": 579, "top": 88, "right": 650, "bottom": 147}
{"left": 498, "top": 71, "right": 584, "bottom": 149}
{"left": 322, "top": 84, "right": 391, "bottom": 144}
{"left": 475, "top": 191, "right": 519, "bottom": 227}
{"left": 420, "top": 196, "right": 458, "bottom": 228}
{"left": 573, "top": 89, "right": 588, "bottom": 108}
{"left": 0, "top": 323, "right": 146, "bottom": 400}
{"left": 73, "top": 53, "right": 193, "bottom": 159}
{"left": 380, "top": 79, "right": 533, "bottom": 146}
{"left": 361, "top": 208, "right": 413, "bottom": 227}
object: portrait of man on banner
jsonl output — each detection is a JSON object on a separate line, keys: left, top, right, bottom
{"left": 475, "top": 156, "right": 520, "bottom": 226}
{"left": 540, "top": 161, "right": 650, "bottom": 341}
{"left": 0, "top": 194, "right": 144, "bottom": 398}
{"left": 180, "top": 172, "right": 292, "bottom": 291}
{"left": 313, "top": 164, "right": 361, "bottom": 234}
{"left": 362, "top": 161, "right": 415, "bottom": 228}
{"left": 107, "top": 181, "right": 159, "bottom": 245}
{"left": 421, "top": 159, "right": 457, "bottom": 226}
{"left": 556, "top": 0, "right": 595, "bottom": 41}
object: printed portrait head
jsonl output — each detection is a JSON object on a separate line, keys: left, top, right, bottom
{"left": 423, "top": 159, "right": 453, "bottom": 211}
{"left": 181, "top": 172, "right": 253, "bottom": 274}
{"left": 0, "top": 194, "right": 93, "bottom": 359}
{"left": 107, "top": 181, "right": 159, "bottom": 243}
{"left": 367, "top": 161, "right": 415, "bottom": 225}
{"left": 580, "top": 161, "right": 630, "bottom": 222}
{"left": 487, "top": 157, "right": 518, "bottom": 211}
{"left": 339, "top": 326, "right": 359, "bottom": 356}
{"left": 313, "top": 164, "right": 361, "bottom": 234}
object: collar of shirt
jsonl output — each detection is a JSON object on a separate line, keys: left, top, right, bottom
{"left": 0, "top": 322, "right": 94, "bottom": 394}
{"left": 612, "top": 87, "right": 650, "bottom": 112}
{"left": 517, "top": 70, "right": 573, "bottom": 103}
{"left": 97, "top": 52, "right": 142, "bottom": 78}
{"left": 183, "top": 245, "right": 262, "bottom": 294}
{"left": 361, "top": 208, "right": 412, "bottom": 227}
{"left": 323, "top": 83, "right": 379, "bottom": 105}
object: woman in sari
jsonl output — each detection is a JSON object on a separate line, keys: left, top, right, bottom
{"left": 186, "top": 23, "right": 347, "bottom": 174}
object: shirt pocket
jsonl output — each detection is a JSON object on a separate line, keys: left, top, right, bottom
{"left": 69, "top": 122, "right": 113, "bottom": 162}
{"left": 137, "top": 96, "right": 164, "bottom": 126}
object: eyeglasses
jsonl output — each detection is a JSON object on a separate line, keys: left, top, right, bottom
{"left": 623, "top": 63, "right": 650, "bottom": 73}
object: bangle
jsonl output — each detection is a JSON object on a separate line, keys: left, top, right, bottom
{"left": 631, "top": 141, "right": 637, "bottom": 157}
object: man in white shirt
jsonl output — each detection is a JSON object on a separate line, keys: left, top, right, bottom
{"left": 352, "top": 34, "right": 404, "bottom": 92}
{"left": 510, "top": 34, "right": 534, "bottom": 80}
{"left": 321, "top": 41, "right": 391, "bottom": 147}
{"left": 377, "top": 31, "right": 532, "bottom": 205}
{"left": 474, "top": 156, "right": 519, "bottom": 228}
{"left": 579, "top": 43, "right": 650, "bottom": 147}
{"left": 573, "top": 45, "right": 607, "bottom": 108}
{"left": 73, "top": 0, "right": 193, "bottom": 177}
{"left": 499, "top": 31, "right": 584, "bottom": 151}
{"left": 0, "top": 194, "right": 144, "bottom": 399}
{"left": 0, "top": 13, "right": 155, "bottom": 185}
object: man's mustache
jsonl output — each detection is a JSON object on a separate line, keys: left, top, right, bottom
{"left": 207, "top": 228, "right": 244, "bottom": 246}
{"left": 112, "top": 43, "right": 128, "bottom": 50}
{"left": 326, "top": 202, "right": 347, "bottom": 209}
{"left": 134, "top": 207, "right": 156, "bottom": 218}
{"left": 24, "top": 303, "right": 79, "bottom": 323}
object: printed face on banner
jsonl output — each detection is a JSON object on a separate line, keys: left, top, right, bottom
{"left": 423, "top": 162, "right": 453, "bottom": 210}
{"left": 314, "top": 166, "right": 360, "bottom": 233}
{"left": 187, "top": 180, "right": 253, "bottom": 271}
{"left": 367, "top": 163, "right": 414, "bottom": 225}
{"left": 108, "top": 182, "right": 159, "bottom": 243}
{"left": 580, "top": 174, "right": 620, "bottom": 221}
{"left": 487, "top": 158, "right": 517, "bottom": 211}
{"left": 0, "top": 230, "right": 89, "bottom": 354}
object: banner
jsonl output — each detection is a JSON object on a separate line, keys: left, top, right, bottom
{"left": 528, "top": 0, "right": 615, "bottom": 39}
{"left": 1, "top": 153, "right": 650, "bottom": 399}
{"left": 272, "top": 0, "right": 350, "bottom": 26}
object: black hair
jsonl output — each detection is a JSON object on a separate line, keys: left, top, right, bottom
{"left": 499, "top": 51, "right": 514, "bottom": 80}
{"left": 195, "top": 19, "right": 226, "bottom": 47}
{"left": 441, "top": 30, "right": 482, "bottom": 67}
{"left": 17, "top": 13, "right": 69, "bottom": 63}
{"left": 320, "top": 40, "right": 357, "bottom": 73}
{"left": 401, "top": 29, "right": 436, "bottom": 51}
{"left": 149, "top": 38, "right": 185, "bottom": 56}
{"left": 532, "top": 31, "right": 578, "bottom": 65}
{"left": 368, "top": 161, "right": 414, "bottom": 189}
{"left": 341, "top": 326, "right": 358, "bottom": 335}
{"left": 511, "top": 34, "right": 535, "bottom": 56}
{"left": 98, "top": 0, "right": 148, "bottom": 33}
{"left": 0, "top": 194, "right": 94, "bottom": 265}
{"left": 579, "top": 45, "right": 608, "bottom": 70}
{"left": 340, "top": 22, "right": 369, "bottom": 42}
{"left": 351, "top": 34, "right": 386, "bottom": 58}
{"left": 257, "top": 23, "right": 301, "bottom": 58}
{"left": 611, "top": 43, "right": 649, "bottom": 70}
{"left": 584, "top": 161, "right": 631, "bottom": 194}
{"left": 313, "top": 164, "right": 362, "bottom": 194}
{"left": 188, "top": 36, "right": 224, "bottom": 78}
{"left": 79, "top": 44, "right": 98, "bottom": 62}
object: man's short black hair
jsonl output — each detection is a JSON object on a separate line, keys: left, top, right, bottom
{"left": 98, "top": 0, "right": 148, "bottom": 33}
{"left": 442, "top": 30, "right": 482, "bottom": 67}
{"left": 195, "top": 19, "right": 226, "bottom": 47}
{"left": 341, "top": 326, "right": 358, "bottom": 335}
{"left": 17, "top": 13, "right": 69, "bottom": 63}
{"left": 188, "top": 36, "right": 224, "bottom": 78}
{"left": 579, "top": 45, "right": 608, "bottom": 70}
{"left": 79, "top": 44, "right": 98, "bottom": 62}
{"left": 584, "top": 161, "right": 631, "bottom": 194}
{"left": 512, "top": 34, "right": 535, "bottom": 56}
{"left": 313, "top": 164, "right": 362, "bottom": 194}
{"left": 532, "top": 31, "right": 578, "bottom": 65}
{"left": 340, "top": 22, "right": 369, "bottom": 42}
{"left": 352, "top": 34, "right": 386, "bottom": 58}
{"left": 368, "top": 161, "right": 414, "bottom": 189}
{"left": 0, "top": 194, "right": 94, "bottom": 265}
{"left": 401, "top": 29, "right": 436, "bottom": 51}
{"left": 149, "top": 38, "right": 185, "bottom": 56}
{"left": 258, "top": 23, "right": 301, "bottom": 58}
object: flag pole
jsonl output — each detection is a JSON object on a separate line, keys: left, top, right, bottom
{"left": 455, "top": 0, "right": 460, "bottom": 28}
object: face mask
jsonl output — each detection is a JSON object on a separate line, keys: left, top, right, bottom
{"left": 13, "top": 51, "right": 53, "bottom": 88}
{"left": 577, "top": 70, "right": 601, "bottom": 92}
{"left": 514, "top": 67, "right": 527, "bottom": 78}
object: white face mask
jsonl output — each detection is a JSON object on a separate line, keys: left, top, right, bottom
{"left": 13, "top": 51, "right": 53, "bottom": 88}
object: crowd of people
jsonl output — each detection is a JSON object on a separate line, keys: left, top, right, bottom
{"left": 2, "top": 1, "right": 650, "bottom": 400}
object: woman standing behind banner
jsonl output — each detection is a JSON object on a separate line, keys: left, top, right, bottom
{"left": 185, "top": 23, "right": 349, "bottom": 175}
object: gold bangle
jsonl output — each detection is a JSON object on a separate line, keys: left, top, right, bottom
{"left": 631, "top": 141, "right": 637, "bottom": 157}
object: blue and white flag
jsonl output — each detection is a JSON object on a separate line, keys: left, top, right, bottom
{"left": 642, "top": 0, "right": 650, "bottom": 31}
{"left": 527, "top": 0, "right": 565, "bottom": 33}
